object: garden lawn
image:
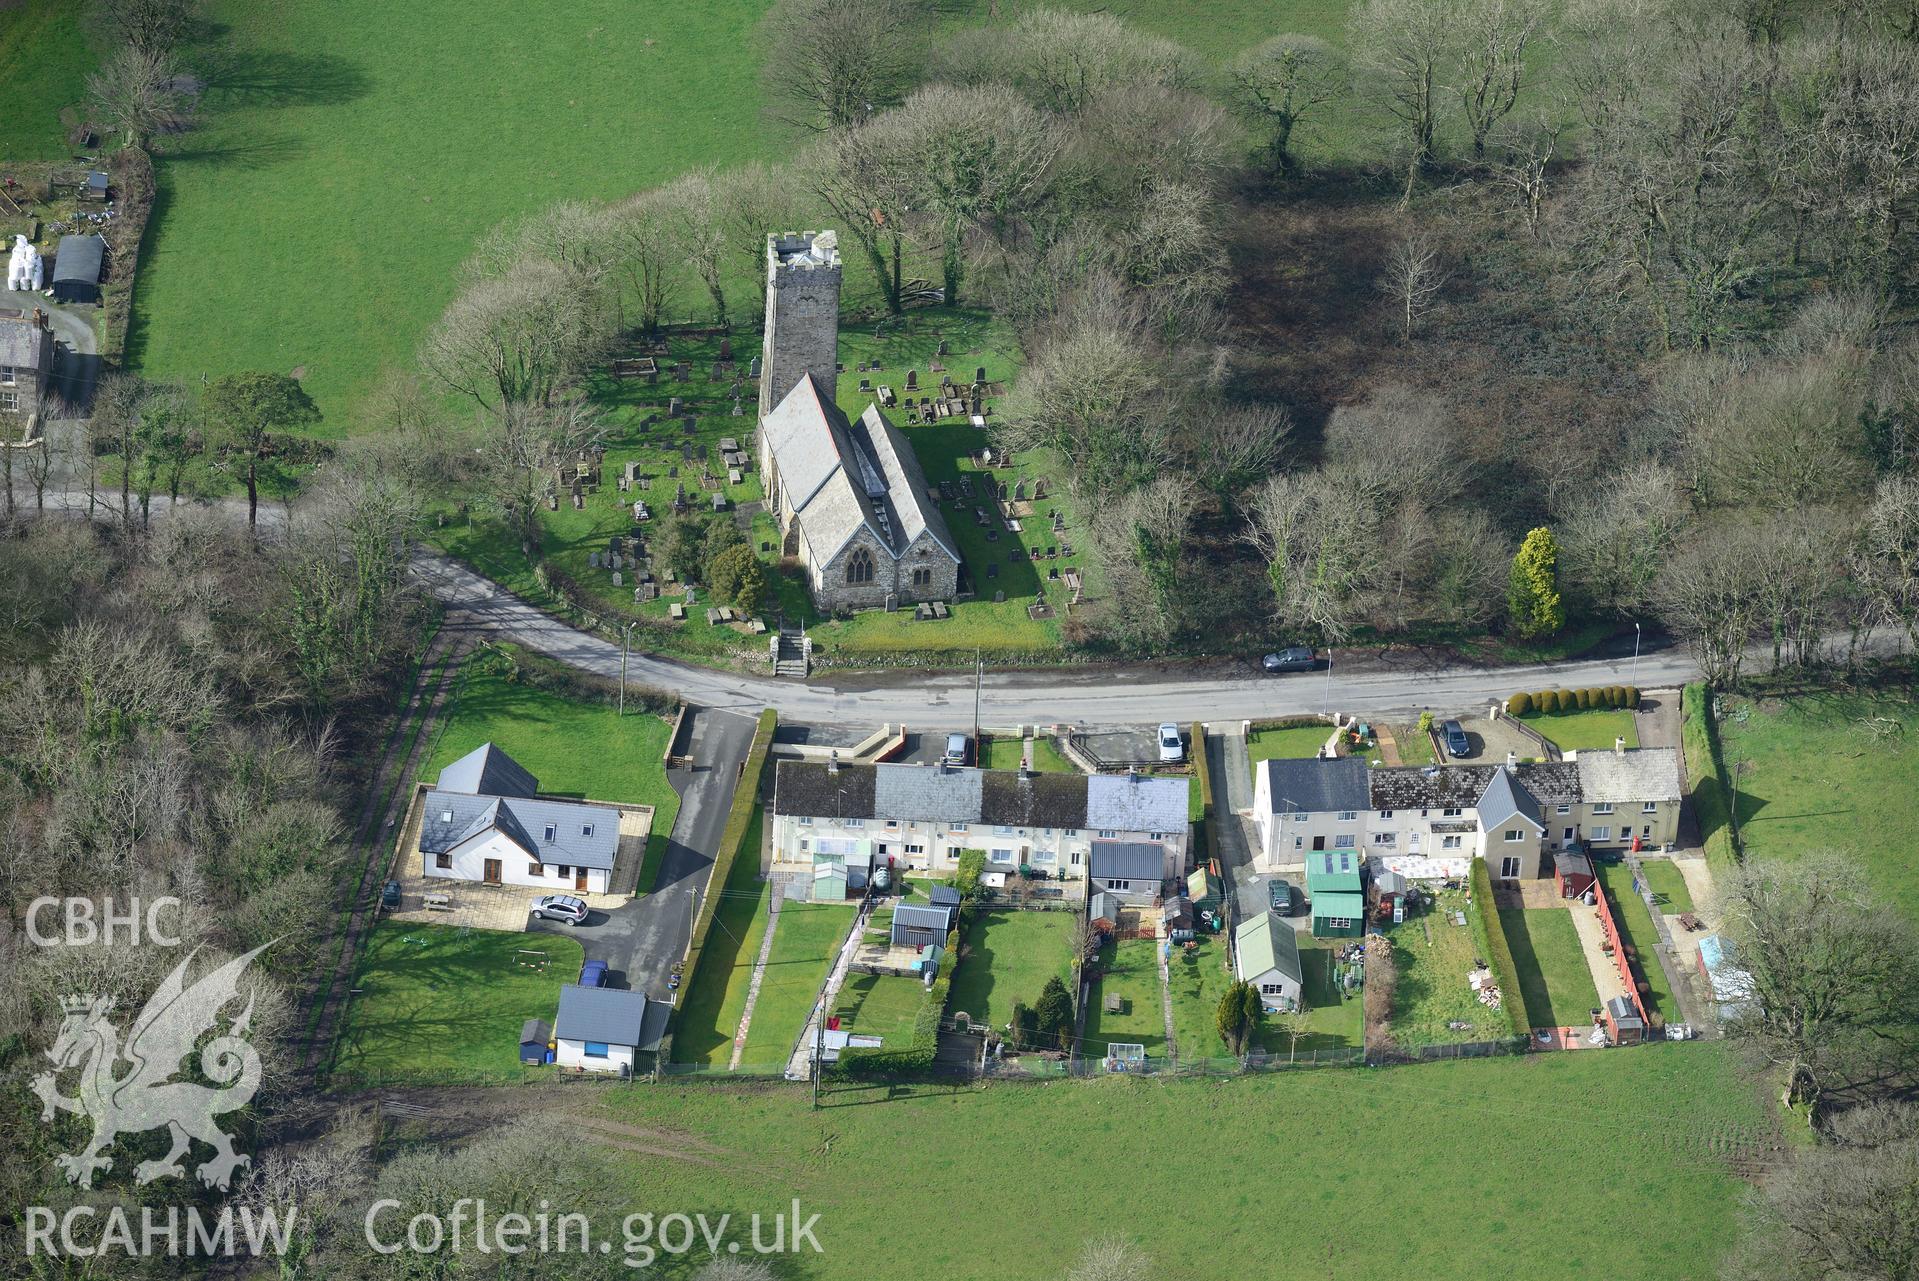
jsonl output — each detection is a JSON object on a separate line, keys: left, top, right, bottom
{"left": 981, "top": 734, "right": 1075, "bottom": 773}
{"left": 1519, "top": 708, "right": 1639, "bottom": 753}
{"left": 1082, "top": 938, "right": 1166, "bottom": 1057}
{"left": 1639, "top": 859, "right": 1695, "bottom": 914}
{"left": 1384, "top": 891, "right": 1503, "bottom": 1047}
{"left": 421, "top": 654, "right": 680, "bottom": 889}
{"left": 1248, "top": 723, "right": 1334, "bottom": 769}
{"left": 1498, "top": 907, "right": 1600, "bottom": 1028}
{"left": 330, "top": 921, "right": 581, "bottom": 1083}
{"left": 1596, "top": 862, "right": 1679, "bottom": 1027}
{"left": 0, "top": 0, "right": 93, "bottom": 161}
{"left": 831, "top": 973, "right": 928, "bottom": 1047}
{"left": 1715, "top": 689, "right": 1919, "bottom": 924}
{"left": 600, "top": 1042, "right": 1774, "bottom": 1280}
{"left": 1257, "top": 938, "right": 1363, "bottom": 1056}
{"left": 1167, "top": 935, "right": 1237, "bottom": 1060}
{"left": 737, "top": 900, "right": 854, "bottom": 1071}
{"left": 946, "top": 909, "right": 1076, "bottom": 1029}
{"left": 666, "top": 812, "right": 768, "bottom": 1068}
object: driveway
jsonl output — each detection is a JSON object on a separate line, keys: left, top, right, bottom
{"left": 531, "top": 707, "right": 759, "bottom": 999}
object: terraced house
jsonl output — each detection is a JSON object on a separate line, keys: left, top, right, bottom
{"left": 1251, "top": 742, "right": 1683, "bottom": 881}
{"left": 769, "top": 759, "right": 1191, "bottom": 901}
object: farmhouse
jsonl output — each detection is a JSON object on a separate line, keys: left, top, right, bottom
{"left": 770, "top": 759, "right": 1190, "bottom": 900}
{"left": 0, "top": 308, "right": 54, "bottom": 432}
{"left": 756, "top": 232, "right": 959, "bottom": 614}
{"left": 416, "top": 743, "right": 624, "bottom": 894}
{"left": 552, "top": 984, "right": 668, "bottom": 1074}
{"left": 1252, "top": 744, "right": 1683, "bottom": 882}
{"left": 1234, "top": 911, "right": 1303, "bottom": 1012}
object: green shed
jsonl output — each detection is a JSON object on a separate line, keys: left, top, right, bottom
{"left": 1311, "top": 891, "right": 1366, "bottom": 939}
{"left": 1187, "top": 866, "right": 1221, "bottom": 915}
{"left": 1306, "top": 850, "right": 1363, "bottom": 896}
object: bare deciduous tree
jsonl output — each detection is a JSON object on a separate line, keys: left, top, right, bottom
{"left": 759, "top": 0, "right": 924, "bottom": 132}
{"left": 420, "top": 259, "right": 609, "bottom": 410}
{"left": 87, "top": 45, "right": 185, "bottom": 148}
{"left": 938, "top": 9, "right": 1198, "bottom": 114}
{"left": 1557, "top": 462, "right": 1686, "bottom": 613}
{"left": 1348, "top": 0, "right": 1455, "bottom": 202}
{"left": 1377, "top": 232, "right": 1448, "bottom": 340}
{"left": 608, "top": 188, "right": 677, "bottom": 336}
{"left": 1244, "top": 469, "right": 1386, "bottom": 640}
{"left": 659, "top": 167, "right": 733, "bottom": 326}
{"left": 1228, "top": 34, "right": 1350, "bottom": 175}
{"left": 1452, "top": 0, "right": 1547, "bottom": 160}
{"left": 1067, "top": 1234, "right": 1154, "bottom": 1281}
{"left": 1490, "top": 118, "right": 1559, "bottom": 233}
{"left": 478, "top": 397, "right": 606, "bottom": 558}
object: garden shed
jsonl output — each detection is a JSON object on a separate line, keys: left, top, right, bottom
{"left": 518, "top": 1018, "right": 552, "bottom": 1065}
{"left": 891, "top": 902, "right": 953, "bottom": 950}
{"left": 1088, "top": 890, "right": 1123, "bottom": 934}
{"left": 1234, "top": 911, "right": 1302, "bottom": 1012}
{"left": 51, "top": 234, "right": 104, "bottom": 304}
{"left": 1554, "top": 849, "right": 1596, "bottom": 900}
{"left": 1311, "top": 892, "right": 1366, "bottom": 939}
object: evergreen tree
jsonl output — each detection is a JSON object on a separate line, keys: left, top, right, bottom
{"left": 1506, "top": 526, "right": 1566, "bottom": 639}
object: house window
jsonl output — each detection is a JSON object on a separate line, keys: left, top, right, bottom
{"left": 1294, "top": 836, "right": 1303, "bottom": 850}
{"left": 1261, "top": 983, "right": 1286, "bottom": 996}
{"left": 543, "top": 823, "right": 557, "bottom": 842}
{"left": 951, "top": 823, "right": 968, "bottom": 833}
{"left": 557, "top": 866, "right": 570, "bottom": 878}
{"left": 1337, "top": 810, "right": 1357, "bottom": 822}
{"left": 1556, "top": 804, "right": 1571, "bottom": 815}
{"left": 994, "top": 826, "right": 1013, "bottom": 836}
{"left": 1563, "top": 827, "right": 1575, "bottom": 841}
{"left": 0, "top": 365, "right": 15, "bottom": 385}
{"left": 1326, "top": 917, "right": 1355, "bottom": 930}
{"left": 846, "top": 547, "right": 875, "bottom": 584}
{"left": 912, "top": 567, "right": 933, "bottom": 587}
{"left": 1033, "top": 847, "right": 1056, "bottom": 862}
{"left": 583, "top": 1041, "right": 609, "bottom": 1059}
{"left": 1642, "top": 801, "right": 1658, "bottom": 813}
{"left": 1503, "top": 829, "right": 1523, "bottom": 842}
{"left": 1290, "top": 812, "right": 1308, "bottom": 823}
{"left": 1499, "top": 857, "right": 1522, "bottom": 878}
{"left": 1442, "top": 807, "right": 1463, "bottom": 817}
{"left": 1592, "top": 803, "right": 1614, "bottom": 815}
{"left": 798, "top": 816, "right": 813, "bottom": 825}
{"left": 1441, "top": 836, "right": 1462, "bottom": 850}
{"left": 799, "top": 839, "right": 810, "bottom": 851}
{"left": 990, "top": 848, "right": 1015, "bottom": 864}
{"left": 1333, "top": 835, "right": 1355, "bottom": 849}
{"left": 1371, "top": 833, "right": 1396, "bottom": 846}
{"left": 435, "top": 853, "right": 452, "bottom": 869}
{"left": 1148, "top": 831, "right": 1166, "bottom": 841}
{"left": 1063, "top": 828, "right": 1078, "bottom": 837}
{"left": 528, "top": 862, "right": 543, "bottom": 877}
{"left": 1378, "top": 810, "right": 1394, "bottom": 820}
{"left": 1070, "top": 850, "right": 1082, "bottom": 866}
{"left": 886, "top": 820, "right": 899, "bottom": 828}
{"left": 1591, "top": 825, "right": 1612, "bottom": 841}
{"left": 1097, "top": 829, "right": 1117, "bottom": 839}
{"left": 905, "top": 843, "right": 924, "bottom": 854}
{"left": 1106, "top": 879, "right": 1131, "bottom": 892}
{"left": 1641, "top": 825, "right": 1653, "bottom": 838}
{"left": 581, "top": 824, "right": 594, "bottom": 839}
{"left": 0, "top": 390, "right": 15, "bottom": 414}
{"left": 846, "top": 819, "right": 865, "bottom": 828}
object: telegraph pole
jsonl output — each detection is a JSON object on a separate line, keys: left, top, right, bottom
{"left": 618, "top": 621, "right": 636, "bottom": 716}
{"left": 972, "top": 648, "right": 983, "bottom": 749}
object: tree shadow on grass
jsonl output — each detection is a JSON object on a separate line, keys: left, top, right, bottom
{"left": 194, "top": 49, "right": 372, "bottom": 109}
{"left": 161, "top": 134, "right": 311, "bottom": 171}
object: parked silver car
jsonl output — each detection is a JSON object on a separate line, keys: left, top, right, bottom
{"left": 530, "top": 894, "right": 589, "bottom": 925}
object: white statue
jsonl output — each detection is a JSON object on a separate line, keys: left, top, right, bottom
{"left": 7, "top": 235, "right": 44, "bottom": 292}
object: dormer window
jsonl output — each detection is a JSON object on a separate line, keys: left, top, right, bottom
{"left": 543, "top": 823, "right": 557, "bottom": 842}
{"left": 581, "top": 824, "right": 594, "bottom": 839}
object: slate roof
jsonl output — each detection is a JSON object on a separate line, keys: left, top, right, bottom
{"left": 418, "top": 790, "right": 621, "bottom": 869}
{"left": 1477, "top": 768, "right": 1544, "bottom": 831}
{"left": 554, "top": 985, "right": 662, "bottom": 1050}
{"left": 0, "top": 312, "right": 49, "bottom": 367}
{"left": 437, "top": 742, "right": 539, "bottom": 797}
{"left": 1235, "top": 912, "right": 1303, "bottom": 985}
{"left": 52, "top": 234, "right": 104, "bottom": 284}
{"left": 1575, "top": 747, "right": 1684, "bottom": 804}
{"left": 1520, "top": 761, "right": 1583, "bottom": 808}
{"left": 1090, "top": 839, "right": 1165, "bottom": 882}
{"left": 979, "top": 770, "right": 1088, "bottom": 829}
{"left": 1368, "top": 765, "right": 1497, "bottom": 810}
{"left": 520, "top": 1018, "right": 552, "bottom": 1046}
{"left": 761, "top": 376, "right": 958, "bottom": 565}
{"left": 1258, "top": 756, "right": 1369, "bottom": 815}
{"left": 874, "top": 762, "right": 983, "bottom": 823}
{"left": 1085, "top": 773, "right": 1189, "bottom": 833}
{"left": 774, "top": 760, "right": 879, "bottom": 822}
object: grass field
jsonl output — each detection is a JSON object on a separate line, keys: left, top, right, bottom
{"left": 331, "top": 921, "right": 581, "bottom": 1082}
{"left": 1639, "top": 859, "right": 1695, "bottom": 914}
{"left": 1384, "top": 891, "right": 1503, "bottom": 1047}
{"left": 421, "top": 654, "right": 680, "bottom": 886}
{"left": 737, "top": 900, "right": 853, "bottom": 1068}
{"left": 1596, "top": 862, "right": 1679, "bottom": 1027}
{"left": 1715, "top": 688, "right": 1919, "bottom": 923}
{"left": 1520, "top": 708, "right": 1640, "bottom": 753}
{"left": 831, "top": 972, "right": 928, "bottom": 1047}
{"left": 1082, "top": 937, "right": 1166, "bottom": 1056}
{"left": 946, "top": 909, "right": 1076, "bottom": 1030}
{"left": 1499, "top": 907, "right": 1600, "bottom": 1027}
{"left": 0, "top": 0, "right": 94, "bottom": 162}
{"left": 668, "top": 812, "right": 768, "bottom": 1068}
{"left": 597, "top": 1042, "right": 1774, "bottom": 1279}
{"left": 1247, "top": 723, "right": 1334, "bottom": 768}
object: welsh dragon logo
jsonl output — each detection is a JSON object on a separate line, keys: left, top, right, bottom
{"left": 32, "top": 942, "right": 274, "bottom": 1191}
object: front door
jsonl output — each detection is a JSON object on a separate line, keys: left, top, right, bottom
{"left": 483, "top": 858, "right": 503, "bottom": 885}
{"left": 575, "top": 868, "right": 589, "bottom": 891}
{"left": 1312, "top": 836, "right": 1325, "bottom": 851}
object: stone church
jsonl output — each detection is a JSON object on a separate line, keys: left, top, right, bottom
{"left": 756, "top": 232, "right": 959, "bottom": 615}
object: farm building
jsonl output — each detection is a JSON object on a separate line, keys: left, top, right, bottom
{"left": 1234, "top": 912, "right": 1303, "bottom": 1012}
{"left": 1307, "top": 850, "right": 1366, "bottom": 938}
{"left": 890, "top": 902, "right": 953, "bottom": 950}
{"left": 1554, "top": 849, "right": 1596, "bottom": 900}
{"left": 51, "top": 234, "right": 104, "bottom": 304}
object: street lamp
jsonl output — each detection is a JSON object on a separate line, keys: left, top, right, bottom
{"left": 1630, "top": 622, "right": 1641, "bottom": 691}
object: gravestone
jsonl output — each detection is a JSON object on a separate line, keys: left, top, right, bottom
{"left": 1013, "top": 478, "right": 1028, "bottom": 502}
{"left": 731, "top": 398, "right": 744, "bottom": 416}
{"left": 1032, "top": 478, "right": 1048, "bottom": 500}
{"left": 719, "top": 336, "right": 733, "bottom": 361}
{"left": 748, "top": 355, "right": 762, "bottom": 378}
{"left": 609, "top": 553, "right": 621, "bottom": 570}
{"left": 859, "top": 378, "right": 872, "bottom": 393}
{"left": 611, "top": 571, "right": 623, "bottom": 587}
{"left": 675, "top": 362, "right": 691, "bottom": 382}
{"left": 975, "top": 366, "right": 988, "bottom": 384}
{"left": 993, "top": 590, "right": 1005, "bottom": 603}
{"left": 937, "top": 338, "right": 949, "bottom": 356}
{"left": 905, "top": 369, "right": 918, "bottom": 391}
{"left": 669, "top": 397, "right": 684, "bottom": 416}
{"left": 683, "top": 416, "right": 697, "bottom": 433}
{"left": 590, "top": 551, "right": 602, "bottom": 569}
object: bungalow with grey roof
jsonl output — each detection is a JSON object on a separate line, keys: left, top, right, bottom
{"left": 417, "top": 743, "right": 624, "bottom": 894}
{"left": 553, "top": 984, "right": 669, "bottom": 1073}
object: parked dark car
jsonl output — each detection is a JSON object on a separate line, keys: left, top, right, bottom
{"left": 1262, "top": 646, "right": 1317, "bottom": 673}
{"left": 530, "top": 894, "right": 589, "bottom": 925}
{"left": 1269, "top": 879, "right": 1298, "bottom": 915}
{"left": 579, "top": 959, "right": 609, "bottom": 987}
{"left": 380, "top": 880, "right": 402, "bottom": 909}
{"left": 1442, "top": 719, "right": 1472, "bottom": 757}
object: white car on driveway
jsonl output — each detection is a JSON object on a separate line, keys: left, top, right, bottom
{"left": 1157, "top": 723, "right": 1184, "bottom": 763}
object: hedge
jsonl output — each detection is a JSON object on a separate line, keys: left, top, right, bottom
{"left": 664, "top": 707, "right": 777, "bottom": 1056}
{"left": 1190, "top": 720, "right": 1218, "bottom": 872}
{"left": 1681, "top": 682, "right": 1738, "bottom": 873}
{"left": 832, "top": 923, "right": 963, "bottom": 1079}
{"left": 1510, "top": 685, "right": 1641, "bottom": 714}
{"left": 1468, "top": 858, "right": 1533, "bottom": 1044}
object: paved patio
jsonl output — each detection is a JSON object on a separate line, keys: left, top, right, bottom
{"left": 1567, "top": 901, "right": 1633, "bottom": 1008}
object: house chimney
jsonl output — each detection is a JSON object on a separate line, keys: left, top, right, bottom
{"left": 1505, "top": 750, "right": 1517, "bottom": 770}
{"left": 1614, "top": 736, "right": 1625, "bottom": 757}
{"left": 828, "top": 750, "right": 840, "bottom": 775}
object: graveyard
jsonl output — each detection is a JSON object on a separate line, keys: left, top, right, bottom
{"left": 437, "top": 306, "right": 1096, "bottom": 667}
